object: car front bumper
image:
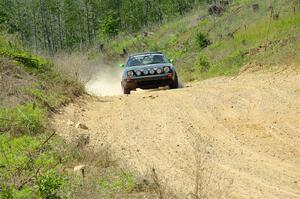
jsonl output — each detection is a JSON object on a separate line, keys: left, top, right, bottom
{"left": 122, "top": 73, "right": 175, "bottom": 90}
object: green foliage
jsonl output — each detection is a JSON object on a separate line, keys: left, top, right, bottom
{"left": 13, "top": 186, "right": 34, "bottom": 199}
{"left": 28, "top": 88, "right": 66, "bottom": 109}
{"left": 0, "top": 134, "right": 40, "bottom": 176}
{"left": 0, "top": 0, "right": 203, "bottom": 52}
{"left": 196, "top": 55, "right": 211, "bottom": 73}
{"left": 0, "top": 47, "right": 50, "bottom": 72}
{"left": 98, "top": 171, "right": 136, "bottom": 195}
{"left": 1, "top": 185, "right": 14, "bottom": 199}
{"left": 36, "top": 170, "right": 65, "bottom": 199}
{"left": 0, "top": 104, "right": 45, "bottom": 135}
{"left": 0, "top": 32, "right": 49, "bottom": 74}
{"left": 0, "top": 133, "right": 66, "bottom": 199}
{"left": 196, "top": 32, "right": 211, "bottom": 49}
{"left": 101, "top": 12, "right": 121, "bottom": 37}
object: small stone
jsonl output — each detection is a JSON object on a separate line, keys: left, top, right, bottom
{"left": 75, "top": 122, "right": 89, "bottom": 130}
{"left": 74, "top": 164, "right": 87, "bottom": 178}
{"left": 74, "top": 164, "right": 87, "bottom": 172}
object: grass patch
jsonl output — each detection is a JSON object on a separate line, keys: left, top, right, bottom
{"left": 0, "top": 104, "right": 46, "bottom": 135}
{"left": 0, "top": 33, "right": 50, "bottom": 73}
{"left": 0, "top": 133, "right": 65, "bottom": 198}
{"left": 27, "top": 88, "right": 67, "bottom": 110}
{"left": 0, "top": 48, "right": 50, "bottom": 72}
{"left": 98, "top": 171, "right": 136, "bottom": 196}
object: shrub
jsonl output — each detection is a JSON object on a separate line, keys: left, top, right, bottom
{"left": 196, "top": 32, "right": 211, "bottom": 49}
{"left": 36, "top": 170, "right": 65, "bottom": 199}
{"left": 101, "top": 12, "right": 121, "bottom": 37}
{"left": 196, "top": 55, "right": 211, "bottom": 73}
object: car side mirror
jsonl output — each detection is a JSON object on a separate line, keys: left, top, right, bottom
{"left": 119, "top": 64, "right": 125, "bottom": 68}
{"left": 169, "top": 59, "right": 174, "bottom": 63}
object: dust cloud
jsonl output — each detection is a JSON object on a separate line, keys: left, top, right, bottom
{"left": 52, "top": 52, "right": 123, "bottom": 97}
{"left": 85, "top": 65, "right": 123, "bottom": 96}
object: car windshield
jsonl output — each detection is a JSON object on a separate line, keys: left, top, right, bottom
{"left": 127, "top": 54, "right": 168, "bottom": 67}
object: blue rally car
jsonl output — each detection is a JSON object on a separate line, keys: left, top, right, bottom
{"left": 120, "top": 52, "right": 179, "bottom": 94}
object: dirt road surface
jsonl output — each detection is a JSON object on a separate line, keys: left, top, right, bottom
{"left": 53, "top": 70, "right": 300, "bottom": 198}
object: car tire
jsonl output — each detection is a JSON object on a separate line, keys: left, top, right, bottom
{"left": 170, "top": 74, "right": 179, "bottom": 89}
{"left": 123, "top": 88, "right": 131, "bottom": 95}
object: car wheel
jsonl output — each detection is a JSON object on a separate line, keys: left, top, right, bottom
{"left": 170, "top": 74, "right": 179, "bottom": 89}
{"left": 123, "top": 88, "right": 131, "bottom": 95}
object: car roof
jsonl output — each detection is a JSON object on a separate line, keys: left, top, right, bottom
{"left": 130, "top": 52, "right": 164, "bottom": 57}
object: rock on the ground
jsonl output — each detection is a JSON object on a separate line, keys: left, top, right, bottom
{"left": 75, "top": 122, "right": 89, "bottom": 130}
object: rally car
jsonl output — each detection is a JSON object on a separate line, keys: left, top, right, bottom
{"left": 120, "top": 52, "right": 179, "bottom": 94}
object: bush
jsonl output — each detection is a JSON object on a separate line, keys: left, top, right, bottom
{"left": 196, "top": 32, "right": 211, "bottom": 49}
{"left": 196, "top": 55, "right": 211, "bottom": 73}
{"left": 36, "top": 170, "right": 65, "bottom": 199}
{"left": 101, "top": 12, "right": 121, "bottom": 37}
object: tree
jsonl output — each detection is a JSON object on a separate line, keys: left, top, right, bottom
{"left": 1, "top": 0, "right": 204, "bottom": 53}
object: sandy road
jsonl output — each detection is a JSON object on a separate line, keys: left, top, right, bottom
{"left": 53, "top": 70, "right": 300, "bottom": 198}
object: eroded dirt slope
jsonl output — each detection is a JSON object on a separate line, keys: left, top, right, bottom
{"left": 53, "top": 70, "right": 300, "bottom": 198}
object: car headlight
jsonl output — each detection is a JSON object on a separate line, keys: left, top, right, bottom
{"left": 157, "top": 68, "right": 162, "bottom": 74}
{"left": 135, "top": 70, "right": 142, "bottom": 76}
{"left": 163, "top": 66, "right": 170, "bottom": 73}
{"left": 143, "top": 69, "right": 149, "bottom": 75}
{"left": 149, "top": 69, "right": 155, "bottom": 75}
{"left": 127, "top": 70, "right": 134, "bottom": 77}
